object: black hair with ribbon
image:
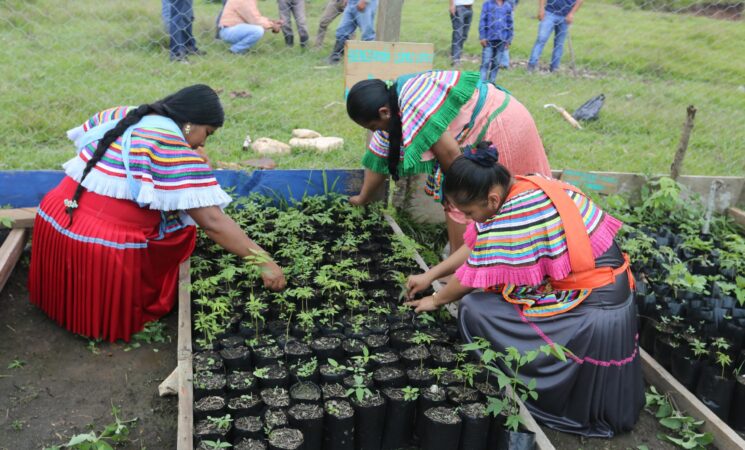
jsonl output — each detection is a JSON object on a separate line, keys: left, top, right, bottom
{"left": 443, "top": 141, "right": 512, "bottom": 205}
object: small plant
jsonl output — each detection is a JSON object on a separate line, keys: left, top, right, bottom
{"left": 253, "top": 367, "right": 270, "bottom": 379}
{"left": 293, "top": 357, "right": 318, "bottom": 378}
{"left": 462, "top": 337, "right": 499, "bottom": 385}
{"left": 245, "top": 293, "right": 268, "bottom": 341}
{"left": 412, "top": 331, "right": 434, "bottom": 370}
{"left": 402, "top": 386, "right": 420, "bottom": 401}
{"left": 207, "top": 414, "right": 233, "bottom": 431}
{"left": 200, "top": 440, "right": 232, "bottom": 449}
{"left": 350, "top": 346, "right": 377, "bottom": 369}
{"left": 43, "top": 404, "right": 137, "bottom": 450}
{"left": 416, "top": 312, "right": 436, "bottom": 328}
{"left": 689, "top": 338, "right": 707, "bottom": 359}
{"left": 429, "top": 367, "right": 448, "bottom": 384}
{"left": 7, "top": 359, "right": 25, "bottom": 369}
{"left": 716, "top": 351, "right": 732, "bottom": 378}
{"left": 11, "top": 419, "right": 24, "bottom": 431}
{"left": 454, "top": 362, "right": 478, "bottom": 390}
{"left": 346, "top": 374, "right": 375, "bottom": 403}
{"left": 645, "top": 386, "right": 713, "bottom": 449}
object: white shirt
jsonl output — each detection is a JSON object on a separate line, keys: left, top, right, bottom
{"left": 454, "top": 0, "right": 475, "bottom": 6}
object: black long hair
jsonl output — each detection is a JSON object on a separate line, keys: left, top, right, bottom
{"left": 346, "top": 79, "right": 403, "bottom": 180}
{"left": 442, "top": 141, "right": 512, "bottom": 205}
{"left": 66, "top": 84, "right": 224, "bottom": 226}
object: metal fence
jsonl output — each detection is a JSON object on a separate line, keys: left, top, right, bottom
{"left": 0, "top": 0, "right": 743, "bottom": 176}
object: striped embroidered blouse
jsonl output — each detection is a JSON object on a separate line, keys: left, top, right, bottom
{"left": 455, "top": 180, "right": 622, "bottom": 316}
{"left": 456, "top": 182, "right": 621, "bottom": 288}
{"left": 362, "top": 70, "right": 480, "bottom": 177}
{"left": 62, "top": 106, "right": 232, "bottom": 233}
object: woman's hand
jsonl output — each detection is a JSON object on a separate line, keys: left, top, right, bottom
{"left": 260, "top": 261, "right": 287, "bottom": 291}
{"left": 406, "top": 273, "right": 433, "bottom": 299}
{"left": 404, "top": 295, "right": 439, "bottom": 313}
{"left": 480, "top": 39, "right": 487, "bottom": 48}
{"left": 348, "top": 194, "right": 369, "bottom": 206}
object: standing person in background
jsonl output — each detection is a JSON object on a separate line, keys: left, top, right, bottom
{"left": 498, "top": 0, "right": 517, "bottom": 68}
{"left": 450, "top": 0, "right": 474, "bottom": 67}
{"left": 162, "top": 0, "right": 171, "bottom": 31}
{"left": 277, "top": 0, "right": 310, "bottom": 47}
{"left": 218, "top": 0, "right": 283, "bottom": 54}
{"left": 167, "top": 0, "right": 204, "bottom": 61}
{"left": 315, "top": 0, "right": 347, "bottom": 48}
{"left": 327, "top": 0, "right": 378, "bottom": 64}
{"left": 479, "top": 0, "right": 513, "bottom": 82}
{"left": 527, "top": 0, "right": 583, "bottom": 72}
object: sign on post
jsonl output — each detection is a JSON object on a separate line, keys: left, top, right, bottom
{"left": 343, "top": 40, "right": 434, "bottom": 97}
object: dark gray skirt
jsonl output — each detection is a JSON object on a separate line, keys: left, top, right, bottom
{"left": 458, "top": 243, "right": 644, "bottom": 437}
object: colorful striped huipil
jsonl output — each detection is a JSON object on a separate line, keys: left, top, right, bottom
{"left": 362, "top": 71, "right": 550, "bottom": 204}
{"left": 29, "top": 107, "right": 231, "bottom": 342}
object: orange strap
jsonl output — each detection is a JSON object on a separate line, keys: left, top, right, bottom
{"left": 515, "top": 175, "right": 596, "bottom": 273}
{"left": 550, "top": 253, "right": 635, "bottom": 291}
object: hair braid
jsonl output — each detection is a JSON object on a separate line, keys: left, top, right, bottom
{"left": 386, "top": 83, "right": 403, "bottom": 181}
{"left": 65, "top": 104, "right": 153, "bottom": 227}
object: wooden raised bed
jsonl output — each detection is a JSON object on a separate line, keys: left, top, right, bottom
{"left": 0, "top": 207, "right": 35, "bottom": 294}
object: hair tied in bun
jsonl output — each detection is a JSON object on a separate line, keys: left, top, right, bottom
{"left": 463, "top": 141, "right": 499, "bottom": 167}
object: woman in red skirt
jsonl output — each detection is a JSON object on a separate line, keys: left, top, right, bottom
{"left": 28, "top": 84, "right": 286, "bottom": 342}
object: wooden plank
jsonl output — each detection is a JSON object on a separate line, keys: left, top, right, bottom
{"left": 640, "top": 349, "right": 745, "bottom": 450}
{"left": 383, "top": 213, "right": 556, "bottom": 450}
{"left": 176, "top": 260, "right": 193, "bottom": 450}
{"left": 0, "top": 228, "right": 27, "bottom": 293}
{"left": 728, "top": 207, "right": 745, "bottom": 229}
{"left": 0, "top": 207, "right": 37, "bottom": 229}
{"left": 375, "top": 0, "right": 403, "bottom": 42}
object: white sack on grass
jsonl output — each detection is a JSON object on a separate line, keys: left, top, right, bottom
{"left": 251, "top": 137, "right": 291, "bottom": 155}
{"left": 291, "top": 129, "right": 323, "bottom": 139}
{"left": 289, "top": 137, "right": 344, "bottom": 153}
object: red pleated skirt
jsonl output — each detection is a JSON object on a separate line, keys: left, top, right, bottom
{"left": 28, "top": 176, "right": 196, "bottom": 342}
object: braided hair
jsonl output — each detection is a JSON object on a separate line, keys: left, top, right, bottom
{"left": 442, "top": 141, "right": 512, "bottom": 205}
{"left": 346, "top": 79, "right": 404, "bottom": 180}
{"left": 65, "top": 84, "right": 224, "bottom": 226}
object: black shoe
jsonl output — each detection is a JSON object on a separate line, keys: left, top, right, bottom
{"left": 170, "top": 52, "right": 188, "bottom": 62}
{"left": 327, "top": 39, "right": 345, "bottom": 64}
{"left": 285, "top": 35, "right": 294, "bottom": 47}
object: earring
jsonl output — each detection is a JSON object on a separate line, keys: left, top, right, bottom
{"left": 184, "top": 124, "right": 191, "bottom": 135}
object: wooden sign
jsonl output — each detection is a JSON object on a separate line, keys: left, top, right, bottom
{"left": 560, "top": 169, "right": 621, "bottom": 195}
{"left": 343, "top": 40, "right": 434, "bottom": 97}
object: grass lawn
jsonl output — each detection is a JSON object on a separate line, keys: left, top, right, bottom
{"left": 0, "top": 0, "right": 743, "bottom": 176}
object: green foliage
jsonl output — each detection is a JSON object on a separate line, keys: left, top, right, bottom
{"left": 645, "top": 386, "right": 713, "bottom": 449}
{"left": 43, "top": 405, "right": 137, "bottom": 450}
{"left": 402, "top": 386, "right": 420, "bottom": 401}
{"left": 345, "top": 374, "right": 375, "bottom": 403}
{"left": 7, "top": 359, "right": 25, "bottom": 369}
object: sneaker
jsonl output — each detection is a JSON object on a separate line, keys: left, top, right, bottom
{"left": 527, "top": 64, "right": 537, "bottom": 73}
{"left": 170, "top": 52, "right": 188, "bottom": 62}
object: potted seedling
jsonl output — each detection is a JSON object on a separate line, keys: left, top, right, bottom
{"left": 227, "top": 393, "right": 264, "bottom": 418}
{"left": 287, "top": 402, "right": 324, "bottom": 450}
{"left": 323, "top": 399, "right": 355, "bottom": 450}
{"left": 671, "top": 337, "right": 707, "bottom": 391}
{"left": 381, "top": 386, "right": 419, "bottom": 449}
{"left": 194, "top": 414, "right": 233, "bottom": 443}
{"left": 401, "top": 331, "right": 432, "bottom": 371}
{"left": 347, "top": 375, "right": 386, "bottom": 450}
{"left": 290, "top": 357, "right": 319, "bottom": 384}
{"left": 420, "top": 406, "right": 463, "bottom": 450}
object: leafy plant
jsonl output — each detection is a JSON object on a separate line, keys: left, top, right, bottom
{"left": 689, "top": 339, "right": 707, "bottom": 359}
{"left": 345, "top": 374, "right": 375, "bottom": 403}
{"left": 207, "top": 414, "right": 233, "bottom": 431}
{"left": 253, "top": 367, "right": 270, "bottom": 379}
{"left": 200, "top": 440, "right": 232, "bottom": 449}
{"left": 645, "top": 386, "right": 713, "bottom": 450}
{"left": 402, "top": 386, "right": 420, "bottom": 401}
{"left": 43, "top": 405, "right": 137, "bottom": 450}
{"left": 7, "top": 359, "right": 24, "bottom": 369}
{"left": 292, "top": 357, "right": 318, "bottom": 378}
{"left": 429, "top": 367, "right": 448, "bottom": 384}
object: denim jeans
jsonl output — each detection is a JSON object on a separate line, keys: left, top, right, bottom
{"left": 450, "top": 5, "right": 473, "bottom": 65}
{"left": 528, "top": 11, "right": 569, "bottom": 71}
{"left": 219, "top": 24, "right": 265, "bottom": 54}
{"left": 168, "top": 0, "right": 197, "bottom": 58}
{"left": 481, "top": 40, "right": 506, "bottom": 82}
{"left": 335, "top": 0, "right": 378, "bottom": 41}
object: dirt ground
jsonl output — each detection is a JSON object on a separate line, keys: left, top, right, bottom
{"left": 0, "top": 256, "right": 179, "bottom": 450}
{"left": 542, "top": 412, "right": 680, "bottom": 450}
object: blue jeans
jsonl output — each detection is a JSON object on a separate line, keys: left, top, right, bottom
{"left": 219, "top": 24, "right": 265, "bottom": 53}
{"left": 335, "top": 0, "right": 378, "bottom": 41}
{"left": 168, "top": 0, "right": 197, "bottom": 58}
{"left": 480, "top": 40, "right": 506, "bottom": 83}
{"left": 499, "top": 47, "right": 510, "bottom": 67}
{"left": 528, "top": 11, "right": 568, "bottom": 71}
{"left": 450, "top": 5, "right": 473, "bottom": 64}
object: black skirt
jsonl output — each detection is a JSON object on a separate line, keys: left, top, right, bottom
{"left": 457, "top": 242, "right": 644, "bottom": 437}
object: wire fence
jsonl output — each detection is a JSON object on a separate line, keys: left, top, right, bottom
{"left": 0, "top": 0, "right": 743, "bottom": 177}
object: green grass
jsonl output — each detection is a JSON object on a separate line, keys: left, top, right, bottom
{"left": 0, "top": 0, "right": 743, "bottom": 176}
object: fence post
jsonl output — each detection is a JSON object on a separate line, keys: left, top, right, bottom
{"left": 670, "top": 105, "right": 697, "bottom": 181}
{"left": 375, "top": 0, "right": 404, "bottom": 42}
